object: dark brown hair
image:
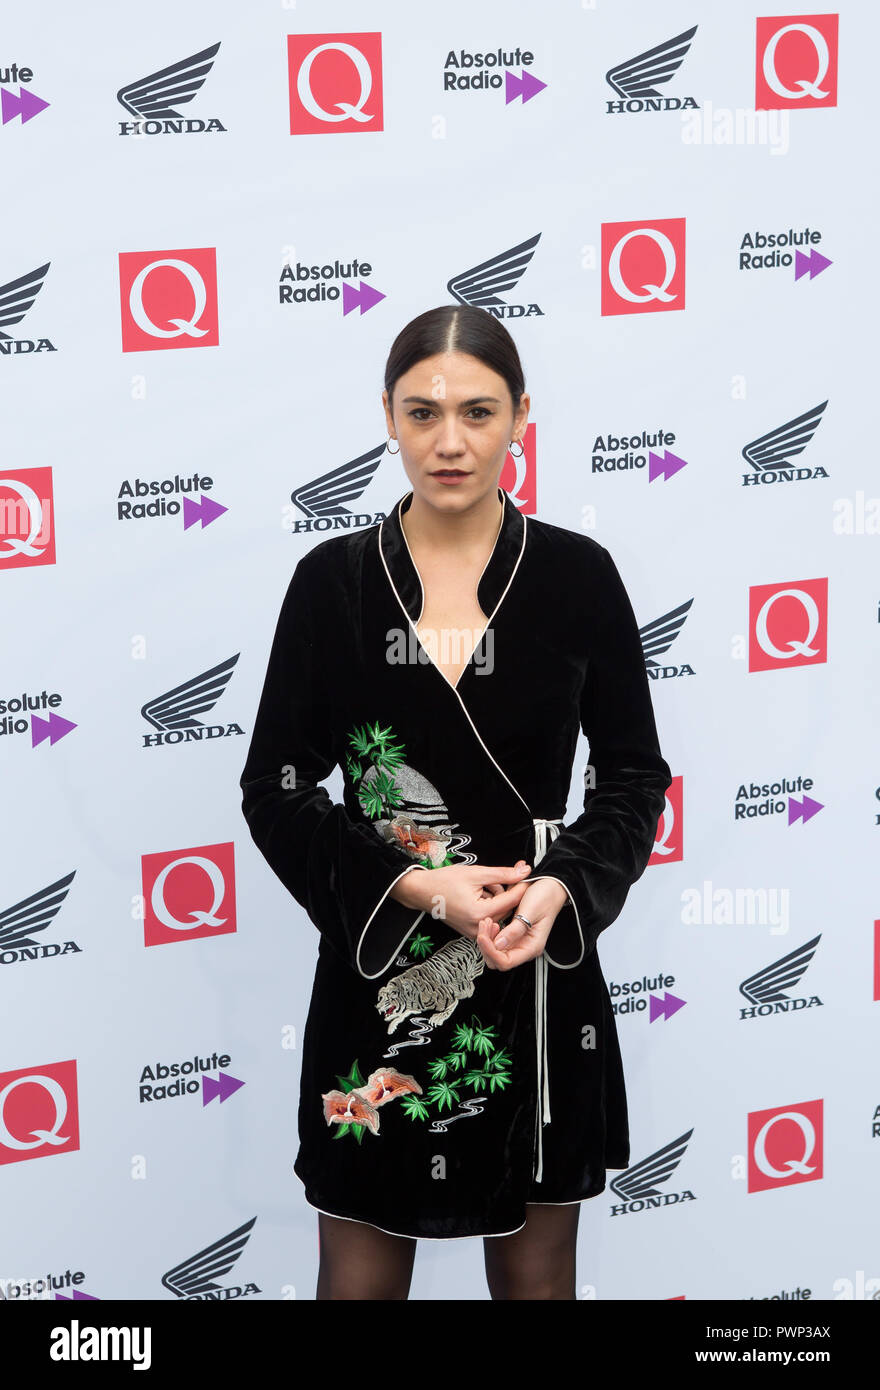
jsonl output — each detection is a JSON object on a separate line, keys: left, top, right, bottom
{"left": 384, "top": 306, "right": 525, "bottom": 417}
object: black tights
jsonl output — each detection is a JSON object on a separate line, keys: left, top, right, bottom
{"left": 316, "top": 1203, "right": 580, "bottom": 1300}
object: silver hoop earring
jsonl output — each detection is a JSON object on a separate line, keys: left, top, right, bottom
{"left": 509, "top": 439, "right": 524, "bottom": 458}
{"left": 386, "top": 436, "right": 400, "bottom": 454}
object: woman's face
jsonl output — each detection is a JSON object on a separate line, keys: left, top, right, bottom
{"left": 381, "top": 351, "right": 529, "bottom": 507}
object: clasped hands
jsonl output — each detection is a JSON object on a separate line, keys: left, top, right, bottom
{"left": 392, "top": 861, "right": 569, "bottom": 971}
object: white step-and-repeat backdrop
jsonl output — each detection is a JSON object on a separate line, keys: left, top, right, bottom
{"left": 2, "top": 1, "right": 877, "bottom": 1301}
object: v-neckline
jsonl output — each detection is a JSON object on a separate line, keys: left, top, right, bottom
{"left": 378, "top": 485, "right": 528, "bottom": 693}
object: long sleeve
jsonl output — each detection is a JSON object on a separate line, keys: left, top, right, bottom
{"left": 527, "top": 543, "right": 672, "bottom": 969}
{"left": 239, "top": 552, "right": 427, "bottom": 978}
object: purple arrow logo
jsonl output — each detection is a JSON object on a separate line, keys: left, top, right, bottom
{"left": 202, "top": 1071, "right": 244, "bottom": 1106}
{"left": 648, "top": 449, "right": 688, "bottom": 483}
{"left": 31, "top": 712, "right": 77, "bottom": 747}
{"left": 56, "top": 1290, "right": 99, "bottom": 1300}
{"left": 505, "top": 69, "right": 547, "bottom": 105}
{"left": 794, "top": 249, "right": 832, "bottom": 281}
{"left": 342, "top": 280, "right": 385, "bottom": 316}
{"left": 1, "top": 86, "right": 50, "bottom": 125}
{"left": 649, "top": 991, "right": 686, "bottom": 1022}
{"left": 788, "top": 794, "right": 823, "bottom": 825}
{"left": 183, "top": 493, "right": 227, "bottom": 530}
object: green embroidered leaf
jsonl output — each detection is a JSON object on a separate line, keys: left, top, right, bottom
{"left": 489, "top": 1048, "right": 511, "bottom": 1072}
{"left": 352, "top": 1122, "right": 366, "bottom": 1144}
{"left": 357, "top": 782, "right": 387, "bottom": 820}
{"left": 336, "top": 1060, "right": 366, "bottom": 1094}
{"left": 408, "top": 932, "right": 434, "bottom": 960}
{"left": 427, "top": 1057, "right": 448, "bottom": 1080}
{"left": 427, "top": 1080, "right": 461, "bottom": 1113}
{"left": 332, "top": 1123, "right": 349, "bottom": 1140}
{"left": 452, "top": 1023, "right": 474, "bottom": 1050}
{"left": 464, "top": 1071, "right": 488, "bottom": 1093}
{"left": 400, "top": 1094, "right": 430, "bottom": 1121}
{"left": 488, "top": 1071, "right": 511, "bottom": 1094}
{"left": 444, "top": 1050, "right": 468, "bottom": 1072}
{"left": 471, "top": 1023, "right": 498, "bottom": 1058}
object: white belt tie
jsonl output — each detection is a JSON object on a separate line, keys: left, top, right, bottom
{"left": 531, "top": 817, "right": 563, "bottom": 1183}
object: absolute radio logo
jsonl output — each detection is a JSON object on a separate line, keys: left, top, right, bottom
{"left": 140, "top": 654, "right": 243, "bottom": 747}
{"left": 639, "top": 599, "right": 695, "bottom": 679}
{"left": 0, "top": 467, "right": 56, "bottom": 568}
{"left": 119, "top": 248, "right": 219, "bottom": 353}
{"left": 117, "top": 42, "right": 225, "bottom": 136}
{"left": 605, "top": 26, "right": 699, "bottom": 115}
{"left": 591, "top": 426, "right": 688, "bottom": 483}
{"left": 0, "top": 871, "right": 79, "bottom": 967}
{"left": 0, "top": 60, "right": 50, "bottom": 127}
{"left": 748, "top": 578, "right": 827, "bottom": 672}
{"left": 649, "top": 775, "right": 683, "bottom": 865}
{"left": 140, "top": 842, "right": 236, "bottom": 947}
{"left": 608, "top": 972, "right": 685, "bottom": 1022}
{"left": 441, "top": 46, "right": 546, "bottom": 104}
{"left": 161, "top": 1217, "right": 260, "bottom": 1300}
{"left": 739, "top": 935, "right": 823, "bottom": 1020}
{"left": 1, "top": 1269, "right": 92, "bottom": 1301}
{"left": 0, "top": 262, "right": 55, "bottom": 355}
{"left": 1, "top": 686, "right": 76, "bottom": 746}
{"left": 747, "top": 1098, "right": 823, "bottom": 1193}
{"left": 741, "top": 401, "right": 828, "bottom": 487}
{"left": 609, "top": 1129, "right": 695, "bottom": 1215}
{"left": 0, "top": 1059, "right": 79, "bottom": 1166}
{"left": 734, "top": 772, "right": 823, "bottom": 824}
{"left": 447, "top": 232, "right": 544, "bottom": 319}
{"left": 279, "top": 249, "right": 386, "bottom": 315}
{"left": 283, "top": 448, "right": 387, "bottom": 533}
{"left": 601, "top": 220, "right": 685, "bottom": 316}
{"left": 117, "top": 471, "right": 227, "bottom": 528}
{"left": 138, "top": 1051, "right": 244, "bottom": 1106}
{"left": 738, "top": 226, "right": 831, "bottom": 279}
{"left": 755, "top": 15, "right": 839, "bottom": 110}
{"left": 288, "top": 33, "right": 383, "bottom": 135}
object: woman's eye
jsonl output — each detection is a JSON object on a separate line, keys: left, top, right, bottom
{"left": 408, "top": 407, "right": 491, "bottom": 421}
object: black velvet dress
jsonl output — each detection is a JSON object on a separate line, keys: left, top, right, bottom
{"left": 239, "top": 485, "right": 672, "bottom": 1240}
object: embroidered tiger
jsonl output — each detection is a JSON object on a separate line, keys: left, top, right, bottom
{"left": 376, "top": 936, "right": 485, "bottom": 1034}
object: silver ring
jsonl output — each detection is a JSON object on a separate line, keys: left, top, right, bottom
{"left": 513, "top": 913, "right": 535, "bottom": 933}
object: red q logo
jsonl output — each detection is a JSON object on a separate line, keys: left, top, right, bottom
{"left": 142, "top": 842, "right": 236, "bottom": 947}
{"left": 0, "top": 467, "right": 55, "bottom": 569}
{"left": 649, "top": 775, "right": 683, "bottom": 866}
{"left": 748, "top": 577, "right": 828, "bottom": 672}
{"left": 756, "top": 15, "right": 839, "bottom": 110}
{"left": 498, "top": 423, "right": 536, "bottom": 514}
{"left": 0, "top": 1060, "right": 79, "bottom": 1166}
{"left": 288, "top": 33, "right": 384, "bottom": 135}
{"left": 119, "top": 248, "right": 219, "bottom": 353}
{"left": 601, "top": 219, "right": 686, "bottom": 316}
{"left": 747, "top": 1098, "right": 823, "bottom": 1192}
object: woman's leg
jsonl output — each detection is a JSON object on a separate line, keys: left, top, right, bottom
{"left": 316, "top": 1212, "right": 417, "bottom": 1300}
{"left": 483, "top": 1202, "right": 580, "bottom": 1300}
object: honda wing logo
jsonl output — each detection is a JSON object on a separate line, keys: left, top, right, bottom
{"left": 0, "top": 872, "right": 75, "bottom": 951}
{"left": 609, "top": 1130, "right": 695, "bottom": 1214}
{"left": 447, "top": 232, "right": 541, "bottom": 309}
{"left": 639, "top": 599, "right": 693, "bottom": 668}
{"left": 117, "top": 42, "right": 221, "bottom": 120}
{"left": 161, "top": 1217, "right": 258, "bottom": 1300}
{"left": 606, "top": 26, "right": 697, "bottom": 99}
{"left": 740, "top": 935, "right": 820, "bottom": 1005}
{"left": 742, "top": 401, "right": 828, "bottom": 473}
{"left": 141, "top": 654, "right": 239, "bottom": 735}
{"left": 290, "top": 446, "right": 384, "bottom": 521}
{"left": 0, "top": 263, "right": 50, "bottom": 341}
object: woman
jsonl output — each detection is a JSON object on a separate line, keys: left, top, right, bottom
{"left": 239, "top": 305, "right": 672, "bottom": 1299}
